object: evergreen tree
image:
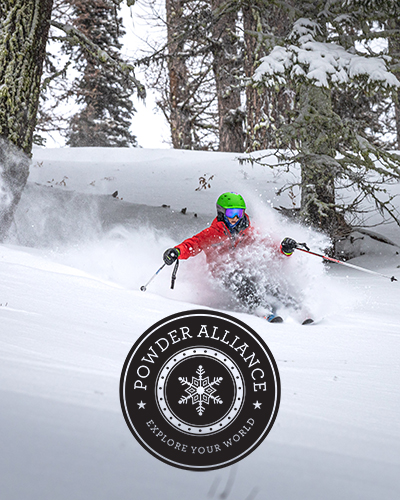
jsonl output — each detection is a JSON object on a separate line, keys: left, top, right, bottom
{"left": 137, "top": 0, "right": 400, "bottom": 155}
{"left": 250, "top": 8, "right": 400, "bottom": 242}
{"left": 353, "top": 0, "right": 400, "bottom": 147}
{"left": 65, "top": 0, "right": 138, "bottom": 147}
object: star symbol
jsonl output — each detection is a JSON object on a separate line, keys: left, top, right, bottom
{"left": 253, "top": 401, "right": 262, "bottom": 409}
{"left": 137, "top": 401, "right": 146, "bottom": 409}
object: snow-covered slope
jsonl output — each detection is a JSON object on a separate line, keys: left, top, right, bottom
{"left": 1, "top": 148, "right": 400, "bottom": 500}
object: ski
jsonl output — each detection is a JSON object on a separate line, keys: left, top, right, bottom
{"left": 259, "top": 312, "right": 317, "bottom": 325}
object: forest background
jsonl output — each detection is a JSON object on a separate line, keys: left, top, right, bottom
{"left": 1, "top": 0, "right": 400, "bottom": 249}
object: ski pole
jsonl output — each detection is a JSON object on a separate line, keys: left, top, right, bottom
{"left": 140, "top": 264, "right": 166, "bottom": 292}
{"left": 295, "top": 242, "right": 398, "bottom": 282}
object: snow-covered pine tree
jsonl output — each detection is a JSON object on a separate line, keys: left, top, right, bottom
{"left": 65, "top": 0, "right": 138, "bottom": 147}
{"left": 149, "top": 0, "right": 398, "bottom": 153}
{"left": 251, "top": 7, "right": 400, "bottom": 241}
{"left": 347, "top": 0, "right": 400, "bottom": 147}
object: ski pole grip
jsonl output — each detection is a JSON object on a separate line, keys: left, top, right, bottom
{"left": 171, "top": 260, "right": 179, "bottom": 289}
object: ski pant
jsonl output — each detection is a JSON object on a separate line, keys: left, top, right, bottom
{"left": 221, "top": 270, "right": 300, "bottom": 312}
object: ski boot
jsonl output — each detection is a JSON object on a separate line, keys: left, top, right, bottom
{"left": 264, "top": 313, "right": 284, "bottom": 323}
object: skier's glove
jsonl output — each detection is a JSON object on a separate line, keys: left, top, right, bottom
{"left": 281, "top": 237, "right": 297, "bottom": 256}
{"left": 163, "top": 248, "right": 180, "bottom": 265}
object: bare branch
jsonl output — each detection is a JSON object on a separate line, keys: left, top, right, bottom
{"left": 51, "top": 19, "right": 146, "bottom": 99}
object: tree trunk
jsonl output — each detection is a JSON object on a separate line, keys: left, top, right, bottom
{"left": 165, "top": 0, "right": 193, "bottom": 149}
{"left": 211, "top": 0, "right": 244, "bottom": 152}
{"left": 0, "top": 0, "right": 54, "bottom": 239}
{"left": 296, "top": 84, "right": 347, "bottom": 237}
{"left": 242, "top": 1, "right": 265, "bottom": 151}
{"left": 242, "top": 1, "right": 292, "bottom": 151}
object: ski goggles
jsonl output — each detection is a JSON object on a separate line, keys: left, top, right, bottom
{"left": 224, "top": 208, "right": 244, "bottom": 219}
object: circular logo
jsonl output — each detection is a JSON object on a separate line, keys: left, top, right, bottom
{"left": 120, "top": 310, "right": 280, "bottom": 471}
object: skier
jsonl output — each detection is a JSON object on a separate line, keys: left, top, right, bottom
{"left": 163, "top": 192, "right": 311, "bottom": 323}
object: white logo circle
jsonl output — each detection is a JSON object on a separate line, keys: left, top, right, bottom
{"left": 156, "top": 347, "right": 245, "bottom": 436}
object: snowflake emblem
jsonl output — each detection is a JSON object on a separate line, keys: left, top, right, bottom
{"left": 178, "top": 365, "right": 223, "bottom": 416}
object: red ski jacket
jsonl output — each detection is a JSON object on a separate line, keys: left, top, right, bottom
{"left": 175, "top": 215, "right": 287, "bottom": 267}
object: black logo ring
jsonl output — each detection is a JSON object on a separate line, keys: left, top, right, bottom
{"left": 120, "top": 310, "right": 281, "bottom": 471}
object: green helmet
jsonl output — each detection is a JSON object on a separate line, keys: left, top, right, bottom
{"left": 216, "top": 192, "right": 246, "bottom": 216}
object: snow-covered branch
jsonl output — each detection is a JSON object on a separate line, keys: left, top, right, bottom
{"left": 253, "top": 18, "right": 400, "bottom": 92}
